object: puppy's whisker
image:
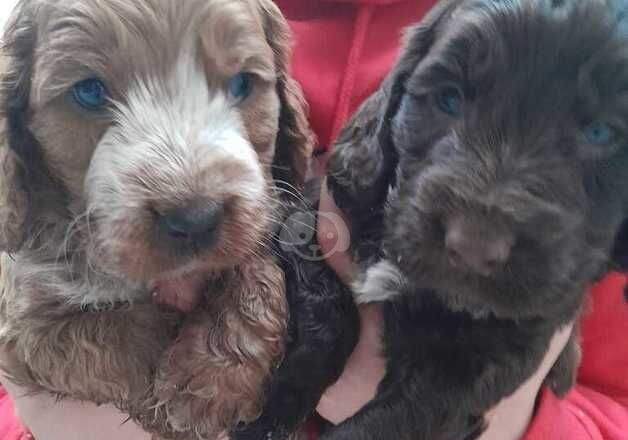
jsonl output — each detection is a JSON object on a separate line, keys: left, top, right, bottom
{"left": 58, "top": 211, "right": 89, "bottom": 263}
{"left": 286, "top": 217, "right": 318, "bottom": 233}
{"left": 271, "top": 180, "right": 309, "bottom": 202}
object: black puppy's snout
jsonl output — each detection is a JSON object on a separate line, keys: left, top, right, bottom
{"left": 158, "top": 203, "right": 224, "bottom": 248}
{"left": 444, "top": 214, "right": 514, "bottom": 277}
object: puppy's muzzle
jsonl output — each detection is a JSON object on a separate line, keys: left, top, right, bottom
{"left": 444, "top": 214, "right": 514, "bottom": 277}
{"left": 157, "top": 202, "right": 224, "bottom": 251}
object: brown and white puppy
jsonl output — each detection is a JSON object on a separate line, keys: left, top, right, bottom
{"left": 0, "top": 0, "right": 312, "bottom": 438}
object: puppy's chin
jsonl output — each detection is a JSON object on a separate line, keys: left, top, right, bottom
{"left": 424, "top": 271, "right": 539, "bottom": 320}
{"left": 387, "top": 225, "right": 585, "bottom": 320}
{"left": 398, "top": 250, "right": 582, "bottom": 321}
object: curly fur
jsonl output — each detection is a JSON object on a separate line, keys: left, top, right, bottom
{"left": 326, "top": 0, "right": 628, "bottom": 439}
{"left": 232, "top": 185, "right": 360, "bottom": 440}
{"left": 153, "top": 259, "right": 288, "bottom": 439}
{"left": 0, "top": 0, "right": 316, "bottom": 438}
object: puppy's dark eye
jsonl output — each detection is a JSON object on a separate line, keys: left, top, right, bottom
{"left": 583, "top": 121, "right": 616, "bottom": 146}
{"left": 228, "top": 72, "right": 255, "bottom": 102}
{"left": 72, "top": 78, "right": 108, "bottom": 111}
{"left": 436, "top": 87, "right": 463, "bottom": 116}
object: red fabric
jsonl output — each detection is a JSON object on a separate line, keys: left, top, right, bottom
{"left": 521, "top": 273, "right": 628, "bottom": 440}
{"left": 274, "top": 0, "right": 436, "bottom": 150}
{"left": 2, "top": 1, "right": 628, "bottom": 439}
{"left": 0, "top": 386, "right": 30, "bottom": 440}
{"left": 578, "top": 273, "right": 628, "bottom": 409}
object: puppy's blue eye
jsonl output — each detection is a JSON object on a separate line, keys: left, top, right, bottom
{"left": 72, "top": 78, "right": 107, "bottom": 110}
{"left": 436, "top": 87, "right": 464, "bottom": 116}
{"left": 228, "top": 73, "right": 255, "bottom": 101}
{"left": 583, "top": 121, "right": 616, "bottom": 145}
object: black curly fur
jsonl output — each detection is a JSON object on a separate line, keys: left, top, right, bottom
{"left": 232, "top": 184, "right": 360, "bottom": 440}
{"left": 326, "top": 1, "right": 628, "bottom": 439}
{"left": 612, "top": 219, "right": 628, "bottom": 270}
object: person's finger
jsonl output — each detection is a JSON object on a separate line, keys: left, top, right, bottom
{"left": 316, "top": 304, "right": 386, "bottom": 424}
{"left": 479, "top": 322, "right": 574, "bottom": 440}
{"left": 318, "top": 177, "right": 356, "bottom": 285}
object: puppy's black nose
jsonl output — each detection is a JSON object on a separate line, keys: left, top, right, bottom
{"left": 158, "top": 204, "right": 223, "bottom": 247}
{"left": 445, "top": 215, "right": 513, "bottom": 277}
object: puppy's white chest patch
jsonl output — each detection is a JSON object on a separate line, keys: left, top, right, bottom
{"left": 354, "top": 260, "right": 407, "bottom": 304}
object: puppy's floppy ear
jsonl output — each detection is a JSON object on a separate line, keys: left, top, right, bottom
{"left": 327, "top": 0, "right": 461, "bottom": 217}
{"left": 257, "top": 0, "right": 315, "bottom": 191}
{"left": 0, "top": 2, "right": 43, "bottom": 252}
{"left": 611, "top": 219, "right": 628, "bottom": 271}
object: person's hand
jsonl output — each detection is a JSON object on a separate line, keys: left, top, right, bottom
{"left": 315, "top": 177, "right": 387, "bottom": 422}
{"left": 2, "top": 376, "right": 151, "bottom": 440}
{"left": 2, "top": 376, "right": 232, "bottom": 440}
{"left": 316, "top": 176, "right": 573, "bottom": 440}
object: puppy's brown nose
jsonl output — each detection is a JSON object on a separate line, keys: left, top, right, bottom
{"left": 445, "top": 215, "right": 513, "bottom": 276}
{"left": 158, "top": 203, "right": 223, "bottom": 248}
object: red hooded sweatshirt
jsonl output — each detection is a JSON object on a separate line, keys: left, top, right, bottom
{"left": 272, "top": 0, "right": 628, "bottom": 439}
{"left": 1, "top": 1, "right": 627, "bottom": 439}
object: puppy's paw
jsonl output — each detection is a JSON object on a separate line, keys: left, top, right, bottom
{"left": 156, "top": 392, "right": 221, "bottom": 437}
{"left": 353, "top": 260, "right": 406, "bottom": 304}
{"left": 155, "top": 311, "right": 268, "bottom": 437}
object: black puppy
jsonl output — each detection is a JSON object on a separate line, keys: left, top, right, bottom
{"left": 233, "top": 184, "right": 360, "bottom": 440}
{"left": 326, "top": 0, "right": 628, "bottom": 439}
